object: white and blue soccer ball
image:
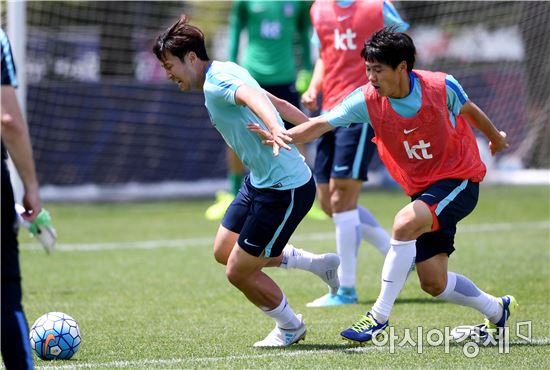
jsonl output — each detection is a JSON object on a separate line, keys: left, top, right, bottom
{"left": 29, "top": 312, "right": 82, "bottom": 360}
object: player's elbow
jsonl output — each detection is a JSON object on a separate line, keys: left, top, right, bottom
{"left": 1, "top": 113, "right": 13, "bottom": 126}
{"left": 1, "top": 115, "right": 26, "bottom": 140}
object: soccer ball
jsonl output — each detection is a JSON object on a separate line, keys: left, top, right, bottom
{"left": 29, "top": 312, "right": 82, "bottom": 360}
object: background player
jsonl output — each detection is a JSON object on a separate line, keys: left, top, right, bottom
{"left": 302, "top": 0, "right": 409, "bottom": 307}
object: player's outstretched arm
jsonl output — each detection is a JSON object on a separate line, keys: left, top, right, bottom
{"left": 248, "top": 115, "right": 333, "bottom": 150}
{"left": 460, "top": 100, "right": 509, "bottom": 155}
{"left": 287, "top": 116, "right": 334, "bottom": 143}
{"left": 265, "top": 91, "right": 309, "bottom": 126}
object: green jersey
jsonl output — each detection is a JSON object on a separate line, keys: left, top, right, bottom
{"left": 228, "top": 1, "right": 312, "bottom": 86}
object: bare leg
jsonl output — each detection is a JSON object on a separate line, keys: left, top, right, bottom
{"left": 226, "top": 245, "right": 283, "bottom": 309}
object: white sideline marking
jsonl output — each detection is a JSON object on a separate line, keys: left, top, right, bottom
{"left": 34, "top": 338, "right": 550, "bottom": 369}
{"left": 21, "top": 220, "right": 549, "bottom": 252}
{"left": 35, "top": 346, "right": 385, "bottom": 369}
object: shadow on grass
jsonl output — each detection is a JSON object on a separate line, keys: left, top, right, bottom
{"left": 254, "top": 342, "right": 376, "bottom": 353}
{"left": 255, "top": 338, "right": 550, "bottom": 354}
{"left": 431, "top": 338, "right": 550, "bottom": 349}
{"left": 358, "top": 297, "right": 445, "bottom": 305}
{"left": 285, "top": 343, "right": 352, "bottom": 351}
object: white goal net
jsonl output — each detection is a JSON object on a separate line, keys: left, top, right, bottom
{"left": 2, "top": 1, "right": 548, "bottom": 201}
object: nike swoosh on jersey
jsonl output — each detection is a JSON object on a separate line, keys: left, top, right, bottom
{"left": 403, "top": 127, "right": 418, "bottom": 134}
{"left": 337, "top": 15, "right": 351, "bottom": 22}
{"left": 244, "top": 238, "right": 263, "bottom": 248}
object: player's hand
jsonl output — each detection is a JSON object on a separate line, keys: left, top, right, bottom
{"left": 247, "top": 123, "right": 272, "bottom": 141}
{"left": 21, "top": 186, "right": 42, "bottom": 223}
{"left": 247, "top": 123, "right": 292, "bottom": 157}
{"left": 489, "top": 131, "right": 509, "bottom": 156}
{"left": 301, "top": 88, "right": 318, "bottom": 112}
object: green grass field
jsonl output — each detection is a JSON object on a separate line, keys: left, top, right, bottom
{"left": 19, "top": 185, "right": 549, "bottom": 369}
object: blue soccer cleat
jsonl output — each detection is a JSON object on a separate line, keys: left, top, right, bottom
{"left": 340, "top": 311, "right": 388, "bottom": 344}
{"left": 451, "top": 295, "right": 518, "bottom": 344}
{"left": 306, "top": 287, "right": 357, "bottom": 307}
{"left": 491, "top": 295, "right": 519, "bottom": 329}
{"left": 478, "top": 295, "right": 519, "bottom": 342}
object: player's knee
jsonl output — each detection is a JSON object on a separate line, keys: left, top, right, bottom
{"left": 329, "top": 189, "right": 350, "bottom": 213}
{"left": 392, "top": 219, "right": 413, "bottom": 240}
{"left": 320, "top": 200, "right": 332, "bottom": 216}
{"left": 420, "top": 278, "right": 446, "bottom": 296}
{"left": 392, "top": 211, "right": 419, "bottom": 240}
{"left": 214, "top": 252, "right": 227, "bottom": 265}
{"left": 213, "top": 249, "right": 228, "bottom": 265}
{"left": 225, "top": 267, "right": 245, "bottom": 287}
{"left": 329, "top": 194, "right": 341, "bottom": 211}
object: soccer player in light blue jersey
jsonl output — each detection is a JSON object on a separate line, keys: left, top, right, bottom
{"left": 153, "top": 15, "right": 340, "bottom": 347}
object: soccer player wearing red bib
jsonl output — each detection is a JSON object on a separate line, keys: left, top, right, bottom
{"left": 302, "top": 0, "right": 409, "bottom": 308}
{"left": 250, "top": 28, "right": 517, "bottom": 344}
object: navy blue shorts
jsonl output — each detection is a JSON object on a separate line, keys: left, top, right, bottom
{"left": 263, "top": 83, "right": 300, "bottom": 131}
{"left": 314, "top": 123, "right": 376, "bottom": 183}
{"left": 222, "top": 175, "right": 316, "bottom": 258}
{"left": 413, "top": 179, "right": 479, "bottom": 263}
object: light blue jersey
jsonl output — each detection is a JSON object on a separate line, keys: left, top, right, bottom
{"left": 204, "top": 61, "right": 311, "bottom": 190}
{"left": 326, "top": 72, "right": 469, "bottom": 128}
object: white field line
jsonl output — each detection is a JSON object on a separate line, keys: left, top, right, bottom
{"left": 21, "top": 220, "right": 549, "bottom": 252}
{"left": 35, "top": 338, "right": 550, "bottom": 369}
{"left": 35, "top": 346, "right": 386, "bottom": 369}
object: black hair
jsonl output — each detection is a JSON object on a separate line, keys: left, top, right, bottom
{"left": 360, "top": 26, "right": 415, "bottom": 72}
{"left": 153, "top": 15, "right": 209, "bottom": 62}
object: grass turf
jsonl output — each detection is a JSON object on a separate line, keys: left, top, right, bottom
{"left": 19, "top": 185, "right": 549, "bottom": 369}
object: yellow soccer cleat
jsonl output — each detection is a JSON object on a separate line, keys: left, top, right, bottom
{"left": 306, "top": 203, "right": 329, "bottom": 220}
{"left": 205, "top": 191, "right": 234, "bottom": 221}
